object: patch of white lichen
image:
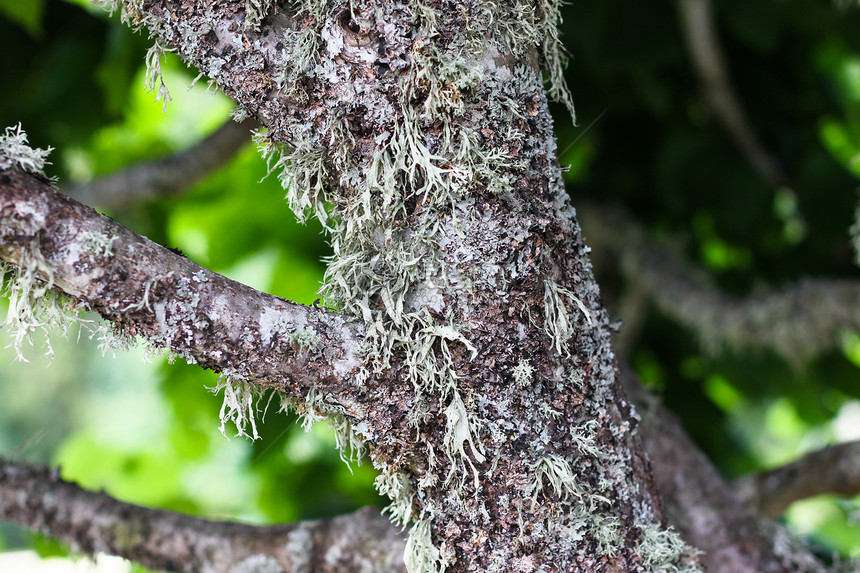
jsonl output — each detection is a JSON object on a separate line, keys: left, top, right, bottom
{"left": 0, "top": 124, "right": 54, "bottom": 178}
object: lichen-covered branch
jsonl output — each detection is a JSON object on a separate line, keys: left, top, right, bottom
{"left": 65, "top": 117, "right": 258, "bottom": 210}
{"left": 582, "top": 204, "right": 860, "bottom": 363}
{"left": 619, "top": 366, "right": 842, "bottom": 573}
{"left": 677, "top": 0, "right": 792, "bottom": 189}
{"left": 734, "top": 440, "right": 860, "bottom": 519}
{"left": 0, "top": 166, "right": 372, "bottom": 437}
{"left": 0, "top": 457, "right": 406, "bottom": 573}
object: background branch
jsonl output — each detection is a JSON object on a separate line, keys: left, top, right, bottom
{"left": 620, "top": 366, "right": 833, "bottom": 573}
{"left": 677, "top": 0, "right": 793, "bottom": 189}
{"left": 0, "top": 457, "right": 405, "bottom": 573}
{"left": 65, "top": 118, "right": 257, "bottom": 210}
{"left": 582, "top": 204, "right": 860, "bottom": 363}
{"left": 734, "top": 440, "right": 860, "bottom": 519}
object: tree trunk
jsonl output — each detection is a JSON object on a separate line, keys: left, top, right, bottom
{"left": 3, "top": 0, "right": 710, "bottom": 570}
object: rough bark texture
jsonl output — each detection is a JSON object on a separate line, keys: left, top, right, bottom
{"left": 0, "top": 457, "right": 405, "bottom": 573}
{"left": 0, "top": 167, "right": 364, "bottom": 407}
{"left": 0, "top": 0, "right": 702, "bottom": 569}
{"left": 620, "top": 368, "right": 800, "bottom": 573}
{"left": 98, "top": 1, "right": 701, "bottom": 570}
{"left": 6, "top": 0, "right": 848, "bottom": 572}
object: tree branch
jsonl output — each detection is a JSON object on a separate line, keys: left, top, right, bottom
{"left": 0, "top": 167, "right": 377, "bottom": 435}
{"left": 65, "top": 118, "right": 258, "bottom": 210}
{"left": 620, "top": 366, "right": 836, "bottom": 573}
{"left": 734, "top": 440, "right": 860, "bottom": 519}
{"left": 677, "top": 0, "right": 793, "bottom": 189}
{"left": 582, "top": 204, "right": 860, "bottom": 363}
{"left": 0, "top": 457, "right": 405, "bottom": 573}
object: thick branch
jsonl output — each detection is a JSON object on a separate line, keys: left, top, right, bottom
{"left": 734, "top": 440, "right": 860, "bottom": 519}
{"left": 620, "top": 367, "right": 833, "bottom": 573}
{"left": 65, "top": 118, "right": 257, "bottom": 210}
{"left": 677, "top": 0, "right": 792, "bottom": 189}
{"left": 0, "top": 167, "right": 375, "bottom": 433}
{"left": 582, "top": 204, "right": 860, "bottom": 362}
{"left": 0, "top": 457, "right": 405, "bottom": 573}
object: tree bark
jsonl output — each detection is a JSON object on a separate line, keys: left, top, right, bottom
{"left": 7, "top": 0, "right": 838, "bottom": 571}
{"left": 0, "top": 457, "right": 406, "bottom": 573}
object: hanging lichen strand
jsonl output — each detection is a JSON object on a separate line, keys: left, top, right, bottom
{"left": 87, "top": 0, "right": 702, "bottom": 569}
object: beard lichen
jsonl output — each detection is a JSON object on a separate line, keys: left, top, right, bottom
{"left": 0, "top": 130, "right": 90, "bottom": 362}
{"left": 0, "top": 259, "right": 88, "bottom": 364}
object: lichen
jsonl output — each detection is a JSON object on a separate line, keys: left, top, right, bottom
{"left": 144, "top": 39, "right": 173, "bottom": 113}
{"left": 0, "top": 124, "right": 54, "bottom": 178}
{"left": 244, "top": 0, "right": 276, "bottom": 29}
{"left": 529, "top": 454, "right": 584, "bottom": 506}
{"left": 542, "top": 278, "right": 593, "bottom": 358}
{"left": 0, "top": 253, "right": 88, "bottom": 364}
{"left": 635, "top": 524, "right": 702, "bottom": 573}
{"left": 287, "top": 329, "right": 321, "bottom": 353}
{"left": 512, "top": 358, "right": 535, "bottom": 387}
{"left": 404, "top": 518, "right": 445, "bottom": 573}
{"left": 284, "top": 388, "right": 366, "bottom": 468}
{"left": 230, "top": 554, "right": 285, "bottom": 573}
{"left": 211, "top": 375, "right": 265, "bottom": 440}
{"left": 79, "top": 231, "right": 118, "bottom": 259}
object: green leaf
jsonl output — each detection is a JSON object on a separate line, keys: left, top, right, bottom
{"left": 0, "top": 0, "right": 45, "bottom": 37}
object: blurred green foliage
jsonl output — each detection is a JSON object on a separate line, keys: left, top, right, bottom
{"left": 1, "top": 0, "right": 859, "bottom": 565}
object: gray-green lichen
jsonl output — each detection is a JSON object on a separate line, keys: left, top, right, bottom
{"left": 635, "top": 524, "right": 702, "bottom": 573}
{"left": 287, "top": 329, "right": 321, "bottom": 352}
{"left": 0, "top": 124, "right": 54, "bottom": 178}
{"left": 512, "top": 358, "right": 534, "bottom": 387}
{"left": 144, "top": 39, "right": 173, "bottom": 113}
{"left": 0, "top": 246, "right": 88, "bottom": 364}
{"left": 88, "top": 0, "right": 700, "bottom": 569}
